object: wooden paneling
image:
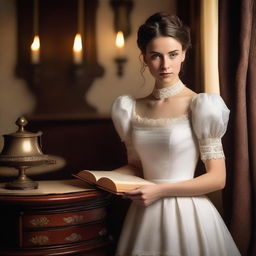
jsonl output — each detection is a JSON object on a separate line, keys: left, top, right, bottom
{"left": 26, "top": 118, "right": 127, "bottom": 180}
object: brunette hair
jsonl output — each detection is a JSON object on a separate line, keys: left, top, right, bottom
{"left": 137, "top": 12, "right": 191, "bottom": 53}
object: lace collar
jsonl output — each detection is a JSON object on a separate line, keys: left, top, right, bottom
{"left": 152, "top": 80, "right": 185, "bottom": 100}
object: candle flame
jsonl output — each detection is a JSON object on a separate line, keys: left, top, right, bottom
{"left": 31, "top": 35, "right": 40, "bottom": 51}
{"left": 116, "top": 31, "right": 125, "bottom": 48}
{"left": 73, "top": 34, "right": 83, "bottom": 52}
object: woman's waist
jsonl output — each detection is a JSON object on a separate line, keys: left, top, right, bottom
{"left": 142, "top": 166, "right": 196, "bottom": 184}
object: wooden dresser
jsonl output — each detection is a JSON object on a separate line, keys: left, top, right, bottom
{"left": 0, "top": 179, "right": 111, "bottom": 256}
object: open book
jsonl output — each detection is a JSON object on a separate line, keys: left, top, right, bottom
{"left": 73, "top": 170, "right": 154, "bottom": 194}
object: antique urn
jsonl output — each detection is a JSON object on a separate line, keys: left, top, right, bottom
{"left": 0, "top": 116, "right": 55, "bottom": 190}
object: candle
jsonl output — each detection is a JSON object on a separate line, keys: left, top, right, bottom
{"left": 73, "top": 33, "right": 83, "bottom": 64}
{"left": 31, "top": 35, "right": 40, "bottom": 64}
{"left": 115, "top": 31, "right": 125, "bottom": 58}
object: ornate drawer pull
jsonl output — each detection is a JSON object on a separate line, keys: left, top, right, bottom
{"left": 30, "top": 217, "right": 50, "bottom": 227}
{"left": 63, "top": 215, "right": 84, "bottom": 224}
{"left": 65, "top": 233, "right": 82, "bottom": 242}
{"left": 29, "top": 235, "right": 49, "bottom": 245}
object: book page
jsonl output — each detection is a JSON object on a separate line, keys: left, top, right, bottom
{"left": 96, "top": 172, "right": 154, "bottom": 193}
{"left": 76, "top": 170, "right": 114, "bottom": 184}
{"left": 75, "top": 170, "right": 154, "bottom": 193}
{"left": 85, "top": 170, "right": 115, "bottom": 181}
{"left": 97, "top": 172, "right": 152, "bottom": 185}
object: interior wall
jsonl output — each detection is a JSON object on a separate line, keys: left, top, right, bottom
{"left": 0, "top": 0, "right": 36, "bottom": 150}
{"left": 87, "top": 0, "right": 176, "bottom": 113}
{"left": 0, "top": 0, "right": 176, "bottom": 147}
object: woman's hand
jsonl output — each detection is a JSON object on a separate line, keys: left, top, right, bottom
{"left": 123, "top": 184, "right": 164, "bottom": 207}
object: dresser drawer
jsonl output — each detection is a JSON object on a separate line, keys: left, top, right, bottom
{"left": 22, "top": 222, "right": 107, "bottom": 247}
{"left": 22, "top": 207, "right": 106, "bottom": 228}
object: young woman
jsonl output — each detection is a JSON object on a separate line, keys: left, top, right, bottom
{"left": 111, "top": 12, "right": 241, "bottom": 256}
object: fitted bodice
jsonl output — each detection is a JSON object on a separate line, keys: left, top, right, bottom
{"left": 111, "top": 93, "right": 230, "bottom": 183}
{"left": 131, "top": 116, "right": 198, "bottom": 183}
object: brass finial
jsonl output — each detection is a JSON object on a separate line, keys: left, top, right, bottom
{"left": 16, "top": 116, "right": 28, "bottom": 132}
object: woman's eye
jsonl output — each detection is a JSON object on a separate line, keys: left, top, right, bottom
{"left": 169, "top": 52, "right": 178, "bottom": 58}
{"left": 150, "top": 54, "right": 161, "bottom": 59}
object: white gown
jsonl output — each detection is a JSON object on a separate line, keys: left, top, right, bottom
{"left": 111, "top": 93, "right": 241, "bottom": 256}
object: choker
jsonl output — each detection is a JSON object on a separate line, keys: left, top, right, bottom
{"left": 152, "top": 80, "right": 185, "bottom": 99}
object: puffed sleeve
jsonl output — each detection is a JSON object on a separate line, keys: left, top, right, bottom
{"left": 190, "top": 93, "right": 230, "bottom": 162}
{"left": 111, "top": 95, "right": 141, "bottom": 167}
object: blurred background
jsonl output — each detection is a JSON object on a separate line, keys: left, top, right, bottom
{"left": 1, "top": 1, "right": 255, "bottom": 254}
{"left": 0, "top": 0, "right": 220, "bottom": 190}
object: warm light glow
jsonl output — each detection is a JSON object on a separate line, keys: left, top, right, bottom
{"left": 115, "top": 31, "right": 125, "bottom": 48}
{"left": 22, "top": 141, "right": 32, "bottom": 153}
{"left": 31, "top": 35, "right": 40, "bottom": 51}
{"left": 201, "top": 0, "right": 219, "bottom": 93}
{"left": 31, "top": 35, "right": 40, "bottom": 64}
{"left": 73, "top": 33, "right": 83, "bottom": 52}
{"left": 73, "top": 34, "right": 83, "bottom": 64}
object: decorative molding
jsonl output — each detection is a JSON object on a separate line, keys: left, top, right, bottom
{"left": 29, "top": 235, "right": 49, "bottom": 245}
{"left": 63, "top": 215, "right": 84, "bottom": 224}
{"left": 30, "top": 216, "right": 50, "bottom": 227}
{"left": 65, "top": 233, "right": 82, "bottom": 242}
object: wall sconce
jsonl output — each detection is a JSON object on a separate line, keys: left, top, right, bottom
{"left": 110, "top": 0, "right": 133, "bottom": 37}
{"left": 31, "top": 35, "right": 40, "bottom": 64}
{"left": 72, "top": 33, "right": 84, "bottom": 82}
{"left": 17, "top": 0, "right": 104, "bottom": 115}
{"left": 30, "top": 35, "right": 40, "bottom": 85}
{"left": 72, "top": 0, "right": 85, "bottom": 81}
{"left": 30, "top": 0, "right": 40, "bottom": 85}
{"left": 31, "top": 0, "right": 40, "bottom": 65}
{"left": 73, "top": 33, "right": 83, "bottom": 65}
{"left": 111, "top": 0, "right": 133, "bottom": 77}
{"left": 115, "top": 31, "right": 127, "bottom": 77}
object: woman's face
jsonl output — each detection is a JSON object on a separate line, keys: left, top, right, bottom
{"left": 143, "top": 36, "right": 185, "bottom": 87}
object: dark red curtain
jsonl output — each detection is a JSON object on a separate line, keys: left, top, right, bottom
{"left": 219, "top": 0, "right": 256, "bottom": 255}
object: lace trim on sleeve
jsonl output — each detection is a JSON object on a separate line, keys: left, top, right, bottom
{"left": 198, "top": 138, "right": 225, "bottom": 161}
